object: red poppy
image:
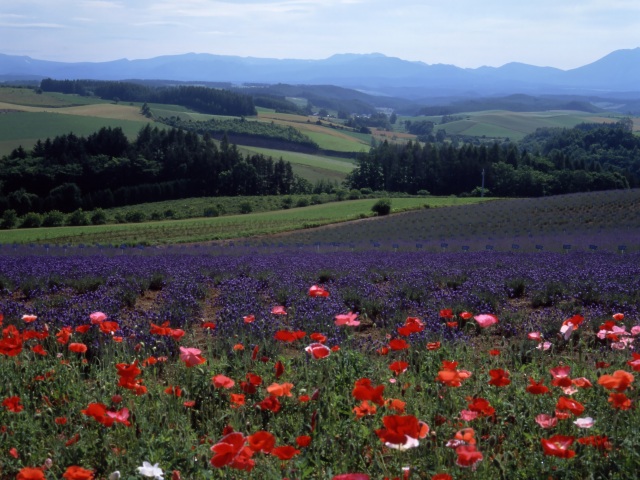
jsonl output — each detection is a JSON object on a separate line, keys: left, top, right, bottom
{"left": 266, "top": 382, "right": 293, "bottom": 397}
{"left": 256, "top": 396, "right": 281, "bottom": 412}
{"left": 296, "top": 435, "right": 312, "bottom": 447}
{"left": 488, "top": 369, "right": 511, "bottom": 387}
{"left": 243, "top": 315, "right": 255, "bottom": 324}
{"left": 455, "top": 444, "right": 483, "bottom": 468}
{"left": 353, "top": 400, "right": 377, "bottom": 419}
{"left": 251, "top": 345, "right": 259, "bottom": 360}
{"left": 459, "top": 311, "right": 473, "bottom": 320}
{"left": 169, "top": 328, "right": 185, "bottom": 341}
{"left": 305, "top": 342, "right": 331, "bottom": 359}
{"left": 62, "top": 466, "right": 94, "bottom": 479}
{"left": 598, "top": 370, "right": 634, "bottom": 392}
{"left": 271, "top": 445, "right": 300, "bottom": 460}
{"left": 150, "top": 321, "right": 172, "bottom": 336}
{"left": 55, "top": 416, "right": 68, "bottom": 425}
{"left": 388, "top": 338, "right": 409, "bottom": 350}
{"left": 439, "top": 309, "right": 454, "bottom": 319}
{"left": 310, "top": 332, "right": 327, "bottom": 344}
{"left": 81, "top": 402, "right": 114, "bottom": 427}
{"left": 212, "top": 374, "right": 235, "bottom": 389}
{"left": 608, "top": 392, "right": 632, "bottom": 410}
{"left": 165, "top": 385, "right": 183, "bottom": 397}
{"left": 274, "top": 360, "right": 285, "bottom": 378}
{"left": 233, "top": 343, "right": 244, "bottom": 351}
{"left": 308, "top": 285, "right": 329, "bottom": 297}
{"left": 31, "top": 344, "right": 47, "bottom": 356}
{"left": 75, "top": 325, "right": 91, "bottom": 334}
{"left": 431, "top": 474, "right": 453, "bottom": 480}
{"left": 550, "top": 366, "right": 573, "bottom": 388}
{"left": 556, "top": 397, "right": 585, "bottom": 416}
{"left": 352, "top": 378, "right": 385, "bottom": 406}
{"left": 466, "top": 397, "right": 495, "bottom": 417}
{"left": 426, "top": 342, "right": 441, "bottom": 350}
{"left": 0, "top": 325, "right": 23, "bottom": 356}
{"left": 210, "top": 432, "right": 255, "bottom": 471}
{"left": 16, "top": 467, "right": 46, "bottom": 480}
{"left": 385, "top": 398, "right": 406, "bottom": 414}
{"left": 572, "top": 377, "right": 593, "bottom": 388}
{"left": 541, "top": 435, "right": 576, "bottom": 458}
{"left": 436, "top": 361, "right": 472, "bottom": 388}
{"left": 489, "top": 349, "right": 501, "bottom": 356}
{"left": 274, "top": 330, "right": 306, "bottom": 342}
{"left": 247, "top": 430, "right": 275, "bottom": 453}
{"left": 230, "top": 393, "right": 245, "bottom": 408}
{"left": 578, "top": 435, "right": 612, "bottom": 451}
{"left": 69, "top": 342, "right": 88, "bottom": 354}
{"left": 202, "top": 321, "right": 216, "bottom": 329}
{"left": 397, "top": 317, "right": 424, "bottom": 336}
{"left": 526, "top": 378, "right": 550, "bottom": 395}
{"left": 389, "top": 361, "right": 409, "bottom": 376}
{"left": 2, "top": 395, "right": 24, "bottom": 413}
{"left": 375, "top": 414, "right": 428, "bottom": 450}
{"left": 613, "top": 313, "right": 625, "bottom": 321}
{"left": 56, "top": 326, "right": 72, "bottom": 345}
{"left": 99, "top": 321, "right": 119, "bottom": 334}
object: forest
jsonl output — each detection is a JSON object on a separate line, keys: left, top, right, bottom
{"left": 0, "top": 126, "right": 302, "bottom": 215}
{"left": 40, "top": 79, "right": 257, "bottom": 116}
{"left": 346, "top": 120, "right": 636, "bottom": 195}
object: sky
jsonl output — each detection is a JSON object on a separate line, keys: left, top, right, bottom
{"left": 2, "top": 0, "right": 640, "bottom": 70}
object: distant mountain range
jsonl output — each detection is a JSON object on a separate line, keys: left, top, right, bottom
{"left": 1, "top": 48, "right": 640, "bottom": 100}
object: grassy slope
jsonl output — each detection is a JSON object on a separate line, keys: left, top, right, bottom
{"left": 419, "top": 110, "right": 625, "bottom": 141}
{"left": 0, "top": 197, "right": 489, "bottom": 246}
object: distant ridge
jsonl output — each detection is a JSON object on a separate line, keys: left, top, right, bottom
{"left": 1, "top": 48, "right": 640, "bottom": 99}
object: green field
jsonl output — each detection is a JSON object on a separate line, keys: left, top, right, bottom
{"left": 0, "top": 111, "right": 152, "bottom": 155}
{"left": 241, "top": 146, "right": 355, "bottom": 182}
{"left": 426, "top": 110, "right": 624, "bottom": 141}
{"left": 0, "top": 197, "right": 491, "bottom": 245}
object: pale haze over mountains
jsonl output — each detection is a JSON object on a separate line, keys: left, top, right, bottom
{"left": 1, "top": 47, "right": 640, "bottom": 100}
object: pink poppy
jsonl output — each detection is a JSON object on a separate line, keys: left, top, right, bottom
{"left": 89, "top": 312, "right": 107, "bottom": 324}
{"left": 22, "top": 314, "right": 37, "bottom": 323}
{"left": 271, "top": 306, "right": 287, "bottom": 315}
{"left": 335, "top": 312, "right": 360, "bottom": 327}
{"left": 473, "top": 314, "right": 498, "bottom": 328}
{"left": 535, "top": 414, "right": 558, "bottom": 429}
{"left": 573, "top": 417, "right": 594, "bottom": 429}
{"left": 179, "top": 347, "right": 206, "bottom": 367}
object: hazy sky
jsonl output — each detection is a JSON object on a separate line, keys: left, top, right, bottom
{"left": 2, "top": 0, "right": 640, "bottom": 69}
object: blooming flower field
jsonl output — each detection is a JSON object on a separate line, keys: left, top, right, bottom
{"left": 1, "top": 250, "right": 640, "bottom": 479}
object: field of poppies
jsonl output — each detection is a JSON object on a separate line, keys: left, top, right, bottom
{"left": 1, "top": 248, "right": 640, "bottom": 479}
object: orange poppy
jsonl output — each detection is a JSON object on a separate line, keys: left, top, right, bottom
{"left": 598, "top": 370, "right": 634, "bottom": 392}
{"left": 62, "top": 465, "right": 94, "bottom": 480}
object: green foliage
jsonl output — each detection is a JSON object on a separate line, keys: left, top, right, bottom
{"left": 371, "top": 198, "right": 392, "bottom": 216}
{"left": 124, "top": 210, "right": 146, "bottom": 223}
{"left": 67, "top": 208, "right": 89, "bottom": 226}
{"left": 239, "top": 201, "right": 253, "bottom": 214}
{"left": 1, "top": 209, "right": 18, "bottom": 229}
{"left": 90, "top": 208, "right": 108, "bottom": 225}
{"left": 42, "top": 210, "right": 65, "bottom": 227}
{"left": 19, "top": 212, "right": 42, "bottom": 228}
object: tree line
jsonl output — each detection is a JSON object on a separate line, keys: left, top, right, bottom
{"left": 346, "top": 121, "right": 635, "bottom": 196}
{"left": 0, "top": 126, "right": 307, "bottom": 216}
{"left": 40, "top": 79, "right": 256, "bottom": 116}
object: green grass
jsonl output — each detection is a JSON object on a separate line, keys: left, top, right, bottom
{"left": 0, "top": 111, "right": 152, "bottom": 155}
{"left": 0, "top": 197, "right": 490, "bottom": 246}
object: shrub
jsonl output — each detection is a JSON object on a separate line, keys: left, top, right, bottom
{"left": 240, "top": 202, "right": 253, "bottom": 214}
{"left": 42, "top": 210, "right": 65, "bottom": 227}
{"left": 281, "top": 197, "right": 293, "bottom": 209}
{"left": 348, "top": 189, "right": 362, "bottom": 200}
{"left": 125, "top": 210, "right": 146, "bottom": 223}
{"left": 417, "top": 189, "right": 430, "bottom": 196}
{"left": 20, "top": 212, "right": 43, "bottom": 228}
{"left": 204, "top": 207, "right": 220, "bottom": 217}
{"left": 0, "top": 209, "right": 18, "bottom": 229}
{"left": 296, "top": 197, "right": 310, "bottom": 208}
{"left": 91, "top": 208, "right": 108, "bottom": 225}
{"left": 371, "top": 198, "right": 392, "bottom": 216}
{"left": 67, "top": 209, "right": 89, "bottom": 226}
